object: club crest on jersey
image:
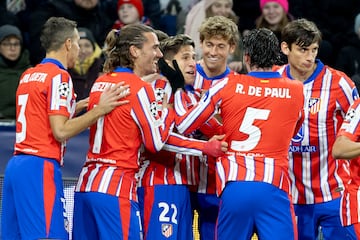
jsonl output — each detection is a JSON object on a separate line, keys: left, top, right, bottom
{"left": 58, "top": 82, "right": 70, "bottom": 97}
{"left": 308, "top": 98, "right": 321, "bottom": 114}
{"left": 161, "top": 223, "right": 173, "bottom": 238}
{"left": 345, "top": 108, "right": 356, "bottom": 122}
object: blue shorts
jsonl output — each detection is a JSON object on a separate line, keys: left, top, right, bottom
{"left": 140, "top": 185, "right": 193, "bottom": 240}
{"left": 2, "top": 155, "right": 68, "bottom": 239}
{"left": 216, "top": 181, "right": 297, "bottom": 240}
{"left": 294, "top": 197, "right": 356, "bottom": 240}
{"left": 190, "top": 191, "right": 220, "bottom": 240}
{"left": 72, "top": 191, "right": 142, "bottom": 239}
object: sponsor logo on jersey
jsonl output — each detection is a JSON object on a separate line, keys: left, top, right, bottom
{"left": 161, "top": 223, "right": 173, "bottom": 238}
{"left": 292, "top": 127, "right": 304, "bottom": 143}
{"left": 289, "top": 145, "right": 317, "bottom": 152}
{"left": 308, "top": 98, "right": 321, "bottom": 114}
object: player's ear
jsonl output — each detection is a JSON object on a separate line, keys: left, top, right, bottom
{"left": 281, "top": 41, "right": 290, "bottom": 55}
{"left": 65, "top": 38, "right": 72, "bottom": 51}
{"left": 129, "top": 45, "right": 139, "bottom": 58}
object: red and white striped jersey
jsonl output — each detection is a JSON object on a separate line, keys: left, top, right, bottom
{"left": 14, "top": 59, "right": 77, "bottom": 165}
{"left": 75, "top": 68, "right": 175, "bottom": 201}
{"left": 174, "top": 84, "right": 223, "bottom": 194}
{"left": 275, "top": 60, "right": 358, "bottom": 204}
{"left": 175, "top": 71, "right": 305, "bottom": 196}
{"left": 139, "top": 79, "right": 218, "bottom": 187}
{"left": 337, "top": 99, "right": 360, "bottom": 226}
{"left": 192, "top": 63, "right": 231, "bottom": 90}
{"left": 174, "top": 63, "right": 229, "bottom": 194}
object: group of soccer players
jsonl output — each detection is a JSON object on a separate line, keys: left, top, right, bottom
{"left": 2, "top": 13, "right": 360, "bottom": 240}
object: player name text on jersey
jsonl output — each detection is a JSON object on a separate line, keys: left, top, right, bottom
{"left": 20, "top": 72, "right": 48, "bottom": 84}
{"left": 235, "top": 83, "right": 291, "bottom": 99}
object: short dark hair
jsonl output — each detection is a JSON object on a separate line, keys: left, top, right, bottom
{"left": 243, "top": 28, "right": 280, "bottom": 68}
{"left": 281, "top": 18, "right": 322, "bottom": 49}
{"left": 40, "top": 17, "right": 77, "bottom": 52}
{"left": 160, "top": 34, "right": 194, "bottom": 61}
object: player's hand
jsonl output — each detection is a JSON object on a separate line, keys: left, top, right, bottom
{"left": 203, "top": 134, "right": 228, "bottom": 157}
{"left": 158, "top": 58, "right": 185, "bottom": 94}
{"left": 75, "top": 97, "right": 89, "bottom": 115}
{"left": 98, "top": 82, "right": 130, "bottom": 115}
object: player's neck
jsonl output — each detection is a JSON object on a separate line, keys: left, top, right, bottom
{"left": 289, "top": 63, "right": 317, "bottom": 82}
{"left": 46, "top": 51, "right": 68, "bottom": 69}
{"left": 200, "top": 60, "right": 227, "bottom": 78}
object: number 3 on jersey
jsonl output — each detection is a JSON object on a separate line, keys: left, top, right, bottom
{"left": 231, "top": 107, "right": 270, "bottom": 151}
{"left": 16, "top": 94, "right": 29, "bottom": 143}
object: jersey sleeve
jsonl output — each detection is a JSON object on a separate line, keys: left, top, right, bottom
{"left": 175, "top": 79, "right": 226, "bottom": 135}
{"left": 162, "top": 132, "right": 206, "bottom": 156}
{"left": 338, "top": 99, "right": 360, "bottom": 141}
{"left": 47, "top": 71, "right": 76, "bottom": 118}
{"left": 131, "top": 84, "right": 175, "bottom": 153}
{"left": 174, "top": 84, "right": 223, "bottom": 137}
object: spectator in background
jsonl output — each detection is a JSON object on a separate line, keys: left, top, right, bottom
{"left": 0, "top": 24, "right": 31, "bottom": 119}
{"left": 28, "top": 0, "right": 114, "bottom": 65}
{"left": 69, "top": 27, "right": 103, "bottom": 101}
{"left": 112, "top": 0, "right": 151, "bottom": 30}
{"left": 335, "top": 13, "right": 360, "bottom": 93}
{"left": 143, "top": 0, "right": 162, "bottom": 30}
{"left": 0, "top": 1, "right": 21, "bottom": 27}
{"left": 160, "top": 0, "right": 182, "bottom": 36}
{"left": 232, "top": 0, "right": 261, "bottom": 37}
{"left": 256, "top": 0, "right": 294, "bottom": 64}
{"left": 256, "top": 0, "right": 292, "bottom": 40}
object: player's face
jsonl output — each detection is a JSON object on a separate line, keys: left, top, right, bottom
{"left": 118, "top": 4, "right": 140, "bottom": 25}
{"left": 210, "top": 0, "right": 233, "bottom": 17}
{"left": 67, "top": 29, "right": 80, "bottom": 69}
{"left": 134, "top": 32, "right": 163, "bottom": 77}
{"left": 78, "top": 38, "right": 94, "bottom": 62}
{"left": 201, "top": 36, "right": 235, "bottom": 73}
{"left": 262, "top": 2, "right": 286, "bottom": 26}
{"left": 171, "top": 45, "right": 196, "bottom": 85}
{"left": 282, "top": 42, "right": 319, "bottom": 78}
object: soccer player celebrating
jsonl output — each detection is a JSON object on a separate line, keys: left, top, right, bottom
{"left": 175, "top": 28, "right": 305, "bottom": 240}
{"left": 1, "top": 17, "right": 128, "bottom": 239}
{"left": 276, "top": 18, "right": 358, "bottom": 239}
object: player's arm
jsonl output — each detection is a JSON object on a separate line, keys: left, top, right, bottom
{"left": 332, "top": 135, "right": 360, "bottom": 159}
{"left": 174, "top": 90, "right": 223, "bottom": 138}
{"left": 163, "top": 132, "right": 227, "bottom": 157}
{"left": 175, "top": 79, "right": 226, "bottom": 135}
{"left": 132, "top": 84, "right": 175, "bottom": 153}
{"left": 50, "top": 82, "right": 129, "bottom": 142}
